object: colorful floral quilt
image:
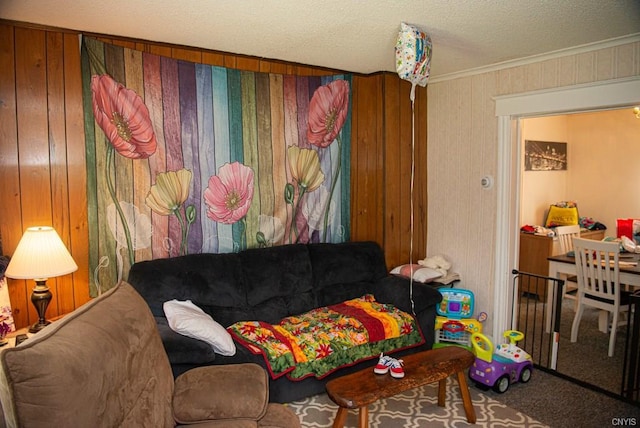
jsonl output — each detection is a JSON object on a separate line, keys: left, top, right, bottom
{"left": 227, "top": 294, "right": 424, "bottom": 380}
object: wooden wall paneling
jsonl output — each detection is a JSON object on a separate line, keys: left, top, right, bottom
{"left": 0, "top": 24, "right": 20, "bottom": 253}
{"left": 45, "top": 30, "right": 71, "bottom": 318}
{"left": 382, "top": 74, "right": 402, "bottom": 266}
{"left": 259, "top": 59, "right": 275, "bottom": 74}
{"left": 236, "top": 56, "right": 260, "bottom": 72}
{"left": 294, "top": 65, "right": 314, "bottom": 76}
{"left": 413, "top": 84, "right": 428, "bottom": 261}
{"left": 348, "top": 75, "right": 363, "bottom": 241}
{"left": 265, "top": 61, "right": 288, "bottom": 75}
{"left": 402, "top": 81, "right": 423, "bottom": 263}
{"left": 381, "top": 76, "right": 428, "bottom": 268}
{"left": 202, "top": 51, "right": 226, "bottom": 67}
{"left": 398, "top": 79, "right": 415, "bottom": 265}
{"left": 372, "top": 77, "right": 386, "bottom": 248}
{"left": 63, "top": 32, "right": 90, "bottom": 309}
{"left": 171, "top": 46, "right": 202, "bottom": 63}
{"left": 148, "top": 44, "right": 172, "bottom": 59}
{"left": 350, "top": 75, "right": 384, "bottom": 245}
{"left": 0, "top": 24, "right": 30, "bottom": 328}
{"left": 14, "top": 27, "right": 54, "bottom": 327}
{"left": 14, "top": 27, "right": 51, "bottom": 225}
{"left": 223, "top": 54, "right": 237, "bottom": 69}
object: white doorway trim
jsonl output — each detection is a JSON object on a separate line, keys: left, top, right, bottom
{"left": 492, "top": 76, "right": 640, "bottom": 336}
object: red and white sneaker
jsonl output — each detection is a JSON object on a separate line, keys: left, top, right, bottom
{"left": 389, "top": 358, "right": 405, "bottom": 379}
{"left": 373, "top": 353, "right": 394, "bottom": 375}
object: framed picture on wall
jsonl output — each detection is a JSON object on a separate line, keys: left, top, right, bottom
{"left": 524, "top": 140, "right": 567, "bottom": 171}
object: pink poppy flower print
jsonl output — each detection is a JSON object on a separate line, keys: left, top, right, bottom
{"left": 204, "top": 162, "right": 255, "bottom": 224}
{"left": 307, "top": 80, "right": 350, "bottom": 148}
{"left": 91, "top": 74, "right": 157, "bottom": 159}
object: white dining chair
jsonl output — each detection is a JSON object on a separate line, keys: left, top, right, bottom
{"left": 556, "top": 225, "right": 581, "bottom": 254}
{"left": 570, "top": 238, "right": 630, "bottom": 357}
{"left": 555, "top": 225, "right": 581, "bottom": 305}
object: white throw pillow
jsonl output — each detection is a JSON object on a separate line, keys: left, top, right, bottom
{"left": 163, "top": 299, "right": 236, "bottom": 356}
{"left": 390, "top": 264, "right": 443, "bottom": 283}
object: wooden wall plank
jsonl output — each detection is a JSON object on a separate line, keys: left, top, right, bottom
{"left": 0, "top": 24, "right": 30, "bottom": 329}
{"left": 350, "top": 74, "right": 383, "bottom": 244}
{"left": 172, "top": 46, "right": 202, "bottom": 63}
{"left": 46, "top": 31, "right": 70, "bottom": 317}
{"left": 266, "top": 61, "right": 288, "bottom": 75}
{"left": 15, "top": 28, "right": 52, "bottom": 226}
{"left": 236, "top": 57, "right": 260, "bottom": 72}
{"left": 383, "top": 74, "right": 403, "bottom": 265}
{"left": 63, "top": 32, "right": 90, "bottom": 309}
{"left": 148, "top": 44, "right": 172, "bottom": 58}
{"left": 0, "top": 24, "right": 20, "bottom": 253}
{"left": 414, "top": 84, "right": 428, "bottom": 262}
{"left": 398, "top": 80, "right": 414, "bottom": 264}
{"left": 13, "top": 27, "right": 53, "bottom": 327}
{"left": 202, "top": 51, "right": 225, "bottom": 67}
{"left": 224, "top": 54, "right": 237, "bottom": 69}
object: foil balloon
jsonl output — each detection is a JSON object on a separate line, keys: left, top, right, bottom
{"left": 395, "top": 22, "right": 432, "bottom": 101}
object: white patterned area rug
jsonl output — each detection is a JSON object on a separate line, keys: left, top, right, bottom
{"left": 286, "top": 376, "right": 549, "bottom": 428}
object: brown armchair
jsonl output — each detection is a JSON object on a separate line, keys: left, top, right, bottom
{"left": 0, "top": 282, "right": 300, "bottom": 428}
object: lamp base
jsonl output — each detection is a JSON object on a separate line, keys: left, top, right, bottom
{"left": 30, "top": 280, "right": 52, "bottom": 334}
{"left": 28, "top": 320, "right": 51, "bottom": 333}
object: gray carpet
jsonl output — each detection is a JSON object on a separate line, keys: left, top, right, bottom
{"left": 484, "top": 368, "right": 640, "bottom": 428}
{"left": 517, "top": 293, "right": 631, "bottom": 394}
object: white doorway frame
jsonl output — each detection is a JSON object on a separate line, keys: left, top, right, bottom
{"left": 492, "top": 76, "right": 640, "bottom": 336}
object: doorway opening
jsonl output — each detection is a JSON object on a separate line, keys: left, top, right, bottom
{"left": 493, "top": 76, "right": 640, "bottom": 400}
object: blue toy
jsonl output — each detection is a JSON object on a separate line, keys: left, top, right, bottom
{"left": 433, "top": 288, "right": 484, "bottom": 350}
{"left": 468, "top": 330, "right": 533, "bottom": 393}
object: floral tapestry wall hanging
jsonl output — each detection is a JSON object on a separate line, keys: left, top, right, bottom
{"left": 81, "top": 38, "right": 352, "bottom": 296}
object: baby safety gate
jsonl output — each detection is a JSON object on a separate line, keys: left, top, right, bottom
{"left": 511, "top": 270, "right": 639, "bottom": 407}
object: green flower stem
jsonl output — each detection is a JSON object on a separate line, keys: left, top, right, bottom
{"left": 289, "top": 186, "right": 307, "bottom": 244}
{"left": 174, "top": 205, "right": 196, "bottom": 256}
{"left": 106, "top": 145, "right": 135, "bottom": 266}
{"left": 175, "top": 210, "right": 187, "bottom": 256}
{"left": 239, "top": 217, "right": 247, "bottom": 251}
{"left": 322, "top": 136, "right": 341, "bottom": 242}
{"left": 183, "top": 205, "right": 196, "bottom": 255}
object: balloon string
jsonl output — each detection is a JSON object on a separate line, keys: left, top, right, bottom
{"left": 409, "top": 91, "right": 416, "bottom": 316}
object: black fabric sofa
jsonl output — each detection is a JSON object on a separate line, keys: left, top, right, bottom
{"left": 127, "top": 241, "right": 443, "bottom": 403}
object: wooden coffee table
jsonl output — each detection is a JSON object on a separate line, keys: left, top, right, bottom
{"left": 325, "top": 346, "right": 476, "bottom": 427}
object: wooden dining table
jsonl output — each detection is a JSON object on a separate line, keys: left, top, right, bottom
{"left": 548, "top": 252, "right": 640, "bottom": 289}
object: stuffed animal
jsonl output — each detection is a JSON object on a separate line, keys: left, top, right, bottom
{"left": 418, "top": 255, "right": 451, "bottom": 277}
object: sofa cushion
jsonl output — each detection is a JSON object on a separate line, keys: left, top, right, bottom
{"left": 127, "top": 253, "right": 248, "bottom": 327}
{"left": 173, "top": 364, "right": 268, "bottom": 424}
{"left": 157, "top": 317, "right": 218, "bottom": 365}
{"left": 308, "top": 242, "right": 388, "bottom": 303}
{"left": 0, "top": 282, "right": 175, "bottom": 428}
{"left": 240, "top": 244, "right": 316, "bottom": 323}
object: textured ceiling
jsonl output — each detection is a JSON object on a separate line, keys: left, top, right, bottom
{"left": 2, "top": 0, "right": 640, "bottom": 77}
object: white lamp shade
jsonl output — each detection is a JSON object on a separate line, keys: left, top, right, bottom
{"left": 5, "top": 226, "right": 78, "bottom": 280}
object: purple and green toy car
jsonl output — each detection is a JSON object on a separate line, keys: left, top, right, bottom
{"left": 469, "top": 330, "right": 533, "bottom": 393}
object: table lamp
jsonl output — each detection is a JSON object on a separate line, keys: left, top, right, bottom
{"left": 5, "top": 226, "right": 78, "bottom": 333}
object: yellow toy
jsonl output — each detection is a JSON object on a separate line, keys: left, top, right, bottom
{"left": 433, "top": 288, "right": 485, "bottom": 350}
